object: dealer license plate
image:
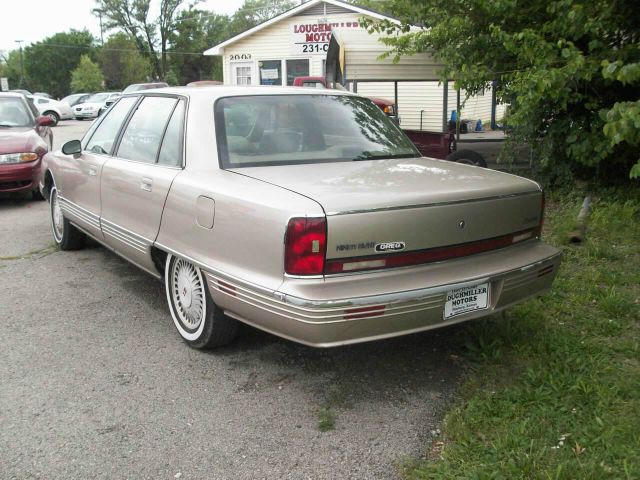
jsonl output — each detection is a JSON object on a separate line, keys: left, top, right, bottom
{"left": 444, "top": 282, "right": 490, "bottom": 319}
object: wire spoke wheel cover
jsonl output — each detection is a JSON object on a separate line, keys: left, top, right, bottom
{"left": 51, "top": 188, "right": 64, "bottom": 242}
{"left": 166, "top": 255, "right": 207, "bottom": 341}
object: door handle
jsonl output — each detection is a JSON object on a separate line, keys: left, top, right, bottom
{"left": 140, "top": 177, "right": 153, "bottom": 192}
{"left": 88, "top": 165, "right": 98, "bottom": 176}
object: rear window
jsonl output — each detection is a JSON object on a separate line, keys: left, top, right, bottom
{"left": 215, "top": 95, "right": 419, "bottom": 168}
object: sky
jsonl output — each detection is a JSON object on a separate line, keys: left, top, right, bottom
{"left": 0, "top": 0, "right": 248, "bottom": 55}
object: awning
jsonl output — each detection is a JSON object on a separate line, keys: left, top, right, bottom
{"left": 325, "top": 28, "right": 444, "bottom": 85}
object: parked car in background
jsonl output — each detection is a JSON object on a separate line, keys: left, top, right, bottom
{"left": 73, "top": 92, "right": 119, "bottom": 120}
{"left": 186, "top": 80, "right": 223, "bottom": 87}
{"left": 33, "top": 92, "right": 53, "bottom": 99}
{"left": 9, "top": 89, "right": 32, "bottom": 99}
{"left": 98, "top": 92, "right": 122, "bottom": 116}
{"left": 0, "top": 92, "right": 53, "bottom": 199}
{"left": 42, "top": 86, "right": 560, "bottom": 350}
{"left": 122, "top": 82, "right": 169, "bottom": 94}
{"left": 60, "top": 93, "right": 91, "bottom": 107}
{"left": 31, "top": 96, "right": 74, "bottom": 126}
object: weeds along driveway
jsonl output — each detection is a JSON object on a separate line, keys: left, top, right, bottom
{"left": 0, "top": 197, "right": 465, "bottom": 479}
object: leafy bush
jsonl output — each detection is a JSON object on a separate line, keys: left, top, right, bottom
{"left": 365, "top": 0, "right": 640, "bottom": 182}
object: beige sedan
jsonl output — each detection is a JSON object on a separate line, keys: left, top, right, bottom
{"left": 41, "top": 86, "right": 561, "bottom": 349}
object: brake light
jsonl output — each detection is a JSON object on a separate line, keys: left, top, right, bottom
{"left": 284, "top": 217, "right": 327, "bottom": 276}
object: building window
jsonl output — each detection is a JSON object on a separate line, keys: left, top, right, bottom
{"left": 286, "top": 59, "right": 309, "bottom": 86}
{"left": 235, "top": 65, "right": 252, "bottom": 85}
{"left": 259, "top": 60, "right": 282, "bottom": 85}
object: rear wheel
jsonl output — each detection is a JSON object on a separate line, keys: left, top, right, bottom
{"left": 446, "top": 149, "right": 487, "bottom": 168}
{"left": 165, "top": 254, "right": 238, "bottom": 349}
{"left": 50, "top": 186, "right": 85, "bottom": 250}
{"left": 43, "top": 111, "right": 59, "bottom": 126}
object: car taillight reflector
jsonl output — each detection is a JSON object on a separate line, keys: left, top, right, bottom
{"left": 285, "top": 217, "right": 327, "bottom": 276}
{"left": 344, "top": 305, "right": 385, "bottom": 319}
{"left": 325, "top": 227, "right": 539, "bottom": 275}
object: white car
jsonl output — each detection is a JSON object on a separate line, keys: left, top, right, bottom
{"left": 73, "top": 92, "right": 120, "bottom": 120}
{"left": 32, "top": 96, "right": 74, "bottom": 126}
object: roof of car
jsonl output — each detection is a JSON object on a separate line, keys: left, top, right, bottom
{"left": 124, "top": 85, "right": 356, "bottom": 100}
{"left": 0, "top": 92, "right": 28, "bottom": 98}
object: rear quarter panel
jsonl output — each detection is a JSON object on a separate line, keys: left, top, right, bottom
{"left": 155, "top": 168, "right": 323, "bottom": 292}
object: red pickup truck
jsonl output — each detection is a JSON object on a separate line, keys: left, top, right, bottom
{"left": 293, "top": 76, "right": 486, "bottom": 165}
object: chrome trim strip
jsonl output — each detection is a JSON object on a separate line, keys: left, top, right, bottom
{"left": 153, "top": 242, "right": 276, "bottom": 296}
{"left": 102, "top": 225, "right": 147, "bottom": 254}
{"left": 206, "top": 270, "right": 444, "bottom": 322}
{"left": 100, "top": 218, "right": 153, "bottom": 245}
{"left": 59, "top": 197, "right": 100, "bottom": 229}
{"left": 324, "top": 190, "right": 541, "bottom": 216}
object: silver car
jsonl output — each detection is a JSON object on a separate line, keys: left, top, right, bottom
{"left": 41, "top": 87, "right": 561, "bottom": 349}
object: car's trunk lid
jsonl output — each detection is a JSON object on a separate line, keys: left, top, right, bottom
{"left": 232, "top": 158, "right": 543, "bottom": 265}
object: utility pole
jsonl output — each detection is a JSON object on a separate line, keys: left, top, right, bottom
{"left": 15, "top": 40, "right": 25, "bottom": 89}
{"left": 92, "top": 8, "right": 105, "bottom": 45}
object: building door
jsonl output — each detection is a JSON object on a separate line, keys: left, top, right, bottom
{"left": 231, "top": 62, "right": 254, "bottom": 86}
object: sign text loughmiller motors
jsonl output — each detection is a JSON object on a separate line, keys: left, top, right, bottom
{"left": 290, "top": 20, "right": 361, "bottom": 55}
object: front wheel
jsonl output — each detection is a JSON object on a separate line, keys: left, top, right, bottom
{"left": 50, "top": 186, "right": 85, "bottom": 250}
{"left": 165, "top": 254, "right": 238, "bottom": 349}
{"left": 43, "top": 111, "right": 59, "bottom": 126}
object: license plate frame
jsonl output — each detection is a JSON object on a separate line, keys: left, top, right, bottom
{"left": 443, "top": 282, "right": 490, "bottom": 320}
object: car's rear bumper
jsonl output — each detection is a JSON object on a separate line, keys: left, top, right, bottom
{"left": 74, "top": 111, "right": 97, "bottom": 119}
{"left": 205, "top": 240, "right": 561, "bottom": 347}
{"left": 0, "top": 159, "right": 41, "bottom": 193}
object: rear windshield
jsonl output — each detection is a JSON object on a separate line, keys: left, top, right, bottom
{"left": 215, "top": 95, "right": 419, "bottom": 168}
{"left": 0, "top": 97, "right": 33, "bottom": 127}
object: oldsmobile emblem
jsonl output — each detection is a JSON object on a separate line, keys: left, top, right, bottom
{"left": 375, "top": 241, "right": 406, "bottom": 252}
{"left": 458, "top": 220, "right": 466, "bottom": 229}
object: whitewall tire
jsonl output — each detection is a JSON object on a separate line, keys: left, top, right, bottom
{"left": 165, "top": 254, "right": 238, "bottom": 349}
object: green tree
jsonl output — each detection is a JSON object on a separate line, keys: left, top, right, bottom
{"left": 23, "top": 30, "right": 96, "bottom": 97}
{"left": 0, "top": 50, "right": 24, "bottom": 91}
{"left": 226, "top": 0, "right": 295, "bottom": 38}
{"left": 70, "top": 55, "right": 105, "bottom": 92}
{"left": 94, "top": 0, "right": 188, "bottom": 79}
{"left": 367, "top": 0, "right": 640, "bottom": 181}
{"left": 100, "top": 32, "right": 151, "bottom": 89}
{"left": 168, "top": 8, "right": 229, "bottom": 84}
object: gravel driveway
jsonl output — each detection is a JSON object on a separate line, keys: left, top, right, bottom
{"left": 0, "top": 121, "right": 462, "bottom": 479}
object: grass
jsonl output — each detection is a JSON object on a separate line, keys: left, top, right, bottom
{"left": 0, "top": 242, "right": 57, "bottom": 261}
{"left": 317, "top": 406, "right": 336, "bottom": 432}
{"left": 405, "top": 188, "right": 640, "bottom": 479}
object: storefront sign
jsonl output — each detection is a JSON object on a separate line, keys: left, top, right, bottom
{"left": 290, "top": 20, "right": 361, "bottom": 55}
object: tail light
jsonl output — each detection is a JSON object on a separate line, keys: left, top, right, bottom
{"left": 284, "top": 217, "right": 327, "bottom": 276}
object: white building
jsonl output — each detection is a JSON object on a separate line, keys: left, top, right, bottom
{"left": 204, "top": 0, "right": 504, "bottom": 131}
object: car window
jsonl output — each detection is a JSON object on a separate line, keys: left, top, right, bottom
{"left": 26, "top": 99, "right": 40, "bottom": 119}
{"left": 85, "top": 97, "right": 138, "bottom": 155}
{"left": 37, "top": 99, "right": 49, "bottom": 104}
{"left": 0, "top": 97, "right": 33, "bottom": 127}
{"left": 116, "top": 96, "right": 178, "bottom": 164}
{"left": 157, "top": 100, "right": 185, "bottom": 167}
{"left": 216, "top": 95, "right": 419, "bottom": 168}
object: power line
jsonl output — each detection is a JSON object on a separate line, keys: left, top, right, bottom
{"left": 25, "top": 42, "right": 206, "bottom": 56}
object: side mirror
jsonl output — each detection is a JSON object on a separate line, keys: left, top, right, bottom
{"left": 36, "top": 115, "right": 54, "bottom": 127}
{"left": 62, "top": 140, "right": 82, "bottom": 156}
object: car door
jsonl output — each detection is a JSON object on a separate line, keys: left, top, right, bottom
{"left": 55, "top": 96, "right": 138, "bottom": 239}
{"left": 99, "top": 95, "right": 185, "bottom": 274}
